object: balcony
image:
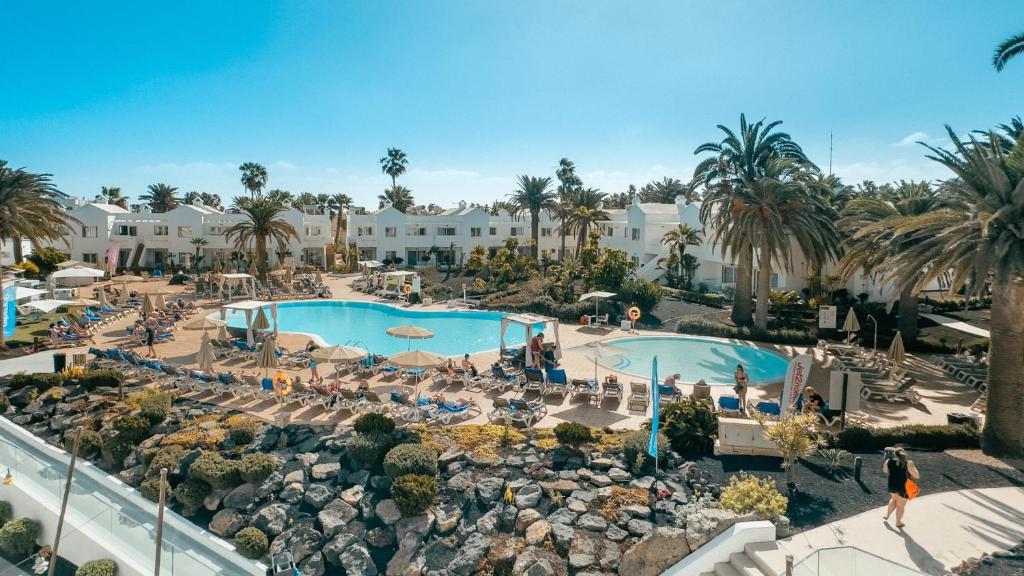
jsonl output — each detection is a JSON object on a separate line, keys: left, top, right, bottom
{"left": 792, "top": 547, "right": 926, "bottom": 576}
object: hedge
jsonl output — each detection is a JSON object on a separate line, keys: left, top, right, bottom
{"left": 237, "top": 453, "right": 277, "bottom": 484}
{"left": 835, "top": 424, "right": 980, "bottom": 452}
{"left": 138, "top": 391, "right": 172, "bottom": 424}
{"left": 146, "top": 445, "right": 186, "bottom": 478}
{"left": 225, "top": 415, "right": 259, "bottom": 445}
{"left": 173, "top": 478, "right": 211, "bottom": 514}
{"left": 76, "top": 559, "right": 118, "bottom": 576}
{"left": 553, "top": 422, "right": 594, "bottom": 445}
{"left": 347, "top": 433, "right": 394, "bottom": 470}
{"left": 188, "top": 452, "right": 240, "bottom": 490}
{"left": 622, "top": 430, "right": 670, "bottom": 474}
{"left": 354, "top": 413, "right": 396, "bottom": 436}
{"left": 0, "top": 501, "right": 11, "bottom": 525}
{"left": 234, "top": 527, "right": 269, "bottom": 560}
{"left": 111, "top": 415, "right": 151, "bottom": 445}
{"left": 0, "top": 517, "right": 40, "bottom": 559}
{"left": 383, "top": 443, "right": 438, "bottom": 481}
{"left": 676, "top": 319, "right": 817, "bottom": 345}
{"left": 77, "top": 370, "right": 122, "bottom": 391}
{"left": 9, "top": 372, "right": 63, "bottom": 392}
{"left": 674, "top": 289, "right": 727, "bottom": 308}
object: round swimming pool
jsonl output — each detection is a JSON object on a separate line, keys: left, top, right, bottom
{"left": 224, "top": 300, "right": 530, "bottom": 357}
{"left": 602, "top": 336, "right": 789, "bottom": 385}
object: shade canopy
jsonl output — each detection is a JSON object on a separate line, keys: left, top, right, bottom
{"left": 500, "top": 312, "right": 562, "bottom": 367}
{"left": 217, "top": 323, "right": 229, "bottom": 341}
{"left": 65, "top": 297, "right": 100, "bottom": 307}
{"left": 196, "top": 332, "right": 217, "bottom": 372}
{"left": 22, "top": 299, "right": 73, "bottom": 312}
{"left": 888, "top": 331, "right": 906, "bottom": 365}
{"left": 579, "top": 291, "right": 616, "bottom": 302}
{"left": 387, "top": 350, "right": 447, "bottom": 369}
{"left": 386, "top": 325, "right": 435, "bottom": 339}
{"left": 97, "top": 289, "right": 110, "bottom": 308}
{"left": 251, "top": 307, "right": 271, "bottom": 331}
{"left": 310, "top": 345, "right": 368, "bottom": 363}
{"left": 56, "top": 260, "right": 86, "bottom": 269}
{"left": 51, "top": 267, "right": 105, "bottom": 279}
{"left": 110, "top": 274, "right": 144, "bottom": 282}
{"left": 185, "top": 316, "right": 227, "bottom": 331}
{"left": 269, "top": 269, "right": 288, "bottom": 277}
{"left": 842, "top": 308, "right": 861, "bottom": 333}
{"left": 257, "top": 338, "right": 279, "bottom": 369}
{"left": 8, "top": 286, "right": 47, "bottom": 300}
{"left": 314, "top": 270, "right": 322, "bottom": 284}
{"left": 141, "top": 295, "right": 156, "bottom": 315}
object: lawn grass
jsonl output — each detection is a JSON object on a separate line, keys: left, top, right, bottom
{"left": 7, "top": 311, "right": 64, "bottom": 348}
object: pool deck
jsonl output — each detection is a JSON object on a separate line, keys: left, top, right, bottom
{"left": 54, "top": 274, "right": 982, "bottom": 430}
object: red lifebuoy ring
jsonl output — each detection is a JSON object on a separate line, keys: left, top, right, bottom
{"left": 627, "top": 307, "right": 641, "bottom": 321}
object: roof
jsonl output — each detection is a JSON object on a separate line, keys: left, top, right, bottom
{"left": 87, "top": 203, "right": 129, "bottom": 214}
{"left": 221, "top": 300, "right": 272, "bottom": 310}
{"left": 636, "top": 203, "right": 679, "bottom": 214}
{"left": 383, "top": 271, "right": 417, "bottom": 278}
{"left": 504, "top": 312, "right": 556, "bottom": 326}
{"left": 220, "top": 273, "right": 254, "bottom": 279}
{"left": 579, "top": 291, "right": 616, "bottom": 301}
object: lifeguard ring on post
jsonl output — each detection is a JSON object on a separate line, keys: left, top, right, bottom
{"left": 627, "top": 306, "right": 641, "bottom": 321}
{"left": 403, "top": 284, "right": 413, "bottom": 296}
{"left": 273, "top": 370, "right": 292, "bottom": 396}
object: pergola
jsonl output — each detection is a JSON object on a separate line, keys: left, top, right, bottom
{"left": 500, "top": 312, "right": 562, "bottom": 367}
{"left": 219, "top": 300, "right": 277, "bottom": 346}
{"left": 382, "top": 270, "right": 419, "bottom": 295}
{"left": 219, "top": 273, "right": 256, "bottom": 301}
{"left": 358, "top": 260, "right": 384, "bottom": 276}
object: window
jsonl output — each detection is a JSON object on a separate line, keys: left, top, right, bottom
{"left": 305, "top": 226, "right": 322, "bottom": 236}
{"left": 722, "top": 266, "right": 736, "bottom": 284}
{"left": 541, "top": 228, "right": 551, "bottom": 237}
{"left": 81, "top": 253, "right": 98, "bottom": 264}
{"left": 385, "top": 227, "right": 397, "bottom": 238}
{"left": 385, "top": 251, "right": 397, "bottom": 261}
{"left": 407, "top": 226, "right": 426, "bottom": 236}
{"left": 489, "top": 227, "right": 497, "bottom": 236}
{"left": 358, "top": 248, "right": 377, "bottom": 260}
{"left": 208, "top": 226, "right": 225, "bottom": 235}
{"left": 631, "top": 228, "right": 640, "bottom": 240}
{"left": 470, "top": 227, "right": 482, "bottom": 237}
{"left": 81, "top": 226, "right": 98, "bottom": 238}
{"left": 437, "top": 227, "right": 456, "bottom": 236}
{"left": 177, "top": 226, "right": 191, "bottom": 238}
{"left": 770, "top": 273, "right": 779, "bottom": 289}
{"left": 357, "top": 226, "right": 374, "bottom": 237}
{"left": 153, "top": 225, "right": 168, "bottom": 236}
{"left": 602, "top": 226, "right": 614, "bottom": 237}
{"left": 117, "top": 225, "right": 137, "bottom": 237}
{"left": 631, "top": 255, "right": 639, "bottom": 266}
{"left": 510, "top": 227, "right": 522, "bottom": 236}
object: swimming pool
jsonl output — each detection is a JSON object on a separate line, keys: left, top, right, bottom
{"left": 602, "top": 336, "right": 790, "bottom": 385}
{"left": 224, "top": 301, "right": 530, "bottom": 357}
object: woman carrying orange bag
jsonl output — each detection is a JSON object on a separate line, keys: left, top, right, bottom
{"left": 883, "top": 447, "right": 921, "bottom": 529}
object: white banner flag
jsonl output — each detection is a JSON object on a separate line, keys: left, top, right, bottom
{"left": 780, "top": 353, "right": 813, "bottom": 411}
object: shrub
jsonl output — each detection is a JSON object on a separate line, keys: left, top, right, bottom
{"left": 76, "top": 559, "right": 118, "bottom": 576}
{"left": 9, "top": 372, "right": 63, "bottom": 392}
{"left": 390, "top": 474, "right": 437, "bottom": 516}
{"left": 234, "top": 527, "right": 269, "bottom": 560}
{"left": 676, "top": 319, "right": 817, "bottom": 345}
{"left": 101, "top": 437, "right": 132, "bottom": 469}
{"left": 111, "top": 415, "right": 151, "bottom": 445}
{"left": 347, "top": 433, "right": 394, "bottom": 470}
{"left": 0, "top": 393, "right": 9, "bottom": 413}
{"left": 619, "top": 279, "right": 663, "bottom": 318}
{"left": 0, "top": 517, "right": 40, "bottom": 559}
{"left": 173, "top": 478, "right": 211, "bottom": 514}
{"left": 835, "top": 424, "right": 979, "bottom": 452}
{"left": 138, "top": 391, "right": 172, "bottom": 424}
{"left": 188, "top": 452, "right": 240, "bottom": 490}
{"left": 146, "top": 445, "right": 186, "bottom": 478}
{"left": 553, "top": 422, "right": 594, "bottom": 445}
{"left": 354, "top": 413, "right": 396, "bottom": 436}
{"left": 383, "top": 443, "right": 438, "bottom": 481}
{"left": 226, "top": 415, "right": 259, "bottom": 445}
{"left": 719, "top": 473, "right": 788, "bottom": 518}
{"left": 140, "top": 476, "right": 171, "bottom": 502}
{"left": 237, "top": 453, "right": 277, "bottom": 484}
{"left": 659, "top": 398, "right": 718, "bottom": 455}
{"left": 67, "top": 429, "right": 103, "bottom": 459}
{"left": 161, "top": 426, "right": 226, "bottom": 450}
{"left": 622, "top": 430, "right": 669, "bottom": 474}
{"left": 78, "top": 370, "right": 122, "bottom": 391}
{"left": 0, "top": 501, "right": 11, "bottom": 524}
{"left": 674, "top": 289, "right": 726, "bottom": 308}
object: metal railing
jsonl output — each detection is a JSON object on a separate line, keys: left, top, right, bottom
{"left": 790, "top": 546, "right": 926, "bottom": 576}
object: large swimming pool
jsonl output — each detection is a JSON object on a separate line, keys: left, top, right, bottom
{"left": 225, "top": 301, "right": 529, "bottom": 357}
{"left": 602, "top": 336, "right": 789, "bottom": 385}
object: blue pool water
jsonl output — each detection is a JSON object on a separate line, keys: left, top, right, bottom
{"left": 604, "top": 336, "right": 790, "bottom": 385}
{"left": 225, "top": 301, "right": 529, "bottom": 357}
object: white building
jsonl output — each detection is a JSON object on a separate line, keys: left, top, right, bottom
{"left": 42, "top": 200, "right": 332, "bottom": 272}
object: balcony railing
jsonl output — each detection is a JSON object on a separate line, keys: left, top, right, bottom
{"left": 792, "top": 546, "right": 926, "bottom": 576}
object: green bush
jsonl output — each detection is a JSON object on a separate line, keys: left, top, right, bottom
{"left": 225, "top": 415, "right": 259, "bottom": 445}
{"left": 553, "top": 422, "right": 594, "bottom": 445}
{"left": 67, "top": 429, "right": 103, "bottom": 459}
{"left": 173, "top": 478, "right": 211, "bottom": 514}
{"left": 78, "top": 370, "right": 122, "bottom": 391}
{"left": 234, "top": 527, "right": 269, "bottom": 560}
{"left": 237, "top": 453, "right": 277, "bottom": 484}
{"left": 0, "top": 392, "right": 9, "bottom": 413}
{"left": 383, "top": 443, "right": 438, "bottom": 481}
{"left": 674, "top": 289, "right": 727, "bottom": 308}
{"left": 347, "top": 433, "right": 394, "bottom": 470}
{"left": 676, "top": 319, "right": 817, "bottom": 345}
{"left": 0, "top": 501, "right": 11, "bottom": 524}
{"left": 622, "top": 430, "right": 670, "bottom": 474}
{"left": 619, "top": 279, "right": 664, "bottom": 319}
{"left": 354, "top": 413, "right": 396, "bottom": 436}
{"left": 659, "top": 398, "right": 719, "bottom": 455}
{"left": 138, "top": 391, "right": 172, "bottom": 424}
{"left": 390, "top": 474, "right": 437, "bottom": 517}
{"left": 9, "top": 372, "right": 63, "bottom": 392}
{"left": 146, "top": 445, "right": 186, "bottom": 478}
{"left": 835, "top": 424, "right": 980, "bottom": 452}
{"left": 188, "top": 452, "right": 240, "bottom": 490}
{"left": 101, "top": 437, "right": 132, "bottom": 469}
{"left": 75, "top": 559, "right": 118, "bottom": 576}
{"left": 111, "top": 415, "right": 151, "bottom": 445}
{"left": 0, "top": 517, "right": 40, "bottom": 559}
{"left": 719, "top": 472, "right": 788, "bottom": 517}
{"left": 140, "top": 476, "right": 171, "bottom": 502}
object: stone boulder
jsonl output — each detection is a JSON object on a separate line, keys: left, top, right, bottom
{"left": 252, "top": 503, "right": 289, "bottom": 537}
{"left": 684, "top": 508, "right": 757, "bottom": 551}
{"left": 223, "top": 483, "right": 256, "bottom": 510}
{"left": 318, "top": 501, "right": 358, "bottom": 538}
{"left": 514, "top": 483, "right": 543, "bottom": 509}
{"left": 209, "top": 508, "right": 246, "bottom": 538}
{"left": 447, "top": 532, "right": 492, "bottom": 575}
{"left": 618, "top": 527, "right": 691, "bottom": 576}
{"left": 339, "top": 543, "right": 377, "bottom": 576}
{"left": 270, "top": 523, "right": 325, "bottom": 565}
{"left": 525, "top": 519, "right": 551, "bottom": 546}
{"left": 476, "top": 476, "right": 504, "bottom": 504}
{"left": 322, "top": 533, "right": 359, "bottom": 566}
{"left": 304, "top": 484, "right": 334, "bottom": 509}
{"left": 375, "top": 499, "right": 402, "bottom": 524}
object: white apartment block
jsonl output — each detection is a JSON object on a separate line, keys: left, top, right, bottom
{"left": 43, "top": 200, "right": 332, "bottom": 271}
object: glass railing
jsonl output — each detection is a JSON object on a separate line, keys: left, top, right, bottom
{"left": 792, "top": 546, "right": 926, "bottom": 576}
{"left": 0, "top": 418, "right": 264, "bottom": 575}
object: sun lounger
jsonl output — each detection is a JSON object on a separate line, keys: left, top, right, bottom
{"left": 487, "top": 397, "right": 512, "bottom": 423}
{"left": 748, "top": 399, "right": 781, "bottom": 419}
{"left": 860, "top": 377, "right": 921, "bottom": 403}
{"left": 628, "top": 381, "right": 649, "bottom": 411}
{"left": 508, "top": 398, "right": 547, "bottom": 426}
{"left": 523, "top": 368, "right": 545, "bottom": 393}
{"left": 718, "top": 395, "right": 743, "bottom": 417}
{"left": 542, "top": 368, "right": 570, "bottom": 399}
{"left": 430, "top": 399, "right": 481, "bottom": 424}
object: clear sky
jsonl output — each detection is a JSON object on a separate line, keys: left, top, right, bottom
{"left": 3, "top": 1, "right": 1023, "bottom": 208}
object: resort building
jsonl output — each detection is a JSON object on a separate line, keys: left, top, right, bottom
{"left": 42, "top": 199, "right": 333, "bottom": 271}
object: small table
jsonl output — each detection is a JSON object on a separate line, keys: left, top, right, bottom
{"left": 403, "top": 367, "right": 427, "bottom": 382}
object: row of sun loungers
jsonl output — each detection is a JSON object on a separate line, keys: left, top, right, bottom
{"left": 819, "top": 340, "right": 921, "bottom": 404}
{"left": 938, "top": 354, "right": 989, "bottom": 391}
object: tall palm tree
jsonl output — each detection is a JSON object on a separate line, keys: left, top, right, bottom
{"left": 508, "top": 175, "right": 557, "bottom": 261}
{"left": 993, "top": 32, "right": 1024, "bottom": 71}
{"left": 694, "top": 114, "right": 812, "bottom": 327}
{"left": 98, "top": 186, "right": 128, "bottom": 209}
{"left": 0, "top": 161, "right": 80, "bottom": 346}
{"left": 639, "top": 177, "right": 695, "bottom": 203}
{"left": 555, "top": 158, "right": 582, "bottom": 260}
{"left": 239, "top": 162, "right": 268, "bottom": 198}
{"left": 182, "top": 191, "right": 201, "bottom": 205}
{"left": 328, "top": 193, "right": 353, "bottom": 246}
{"left": 139, "top": 183, "right": 180, "bottom": 213}
{"left": 190, "top": 237, "right": 208, "bottom": 273}
{"left": 265, "top": 189, "right": 294, "bottom": 207}
{"left": 836, "top": 180, "right": 943, "bottom": 340}
{"left": 378, "top": 185, "right": 414, "bottom": 212}
{"left": 380, "top": 148, "right": 408, "bottom": 187}
{"left": 661, "top": 223, "right": 702, "bottom": 278}
{"left": 292, "top": 192, "right": 319, "bottom": 210}
{"left": 200, "top": 192, "right": 222, "bottom": 210}
{"left": 875, "top": 125, "right": 1024, "bottom": 456}
{"left": 224, "top": 197, "right": 299, "bottom": 283}
{"left": 565, "top": 187, "right": 610, "bottom": 255}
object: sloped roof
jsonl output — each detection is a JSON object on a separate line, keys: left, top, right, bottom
{"left": 86, "top": 203, "right": 129, "bottom": 214}
{"left": 636, "top": 203, "right": 679, "bottom": 214}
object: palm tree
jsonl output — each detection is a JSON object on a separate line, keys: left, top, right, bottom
{"left": 380, "top": 148, "right": 408, "bottom": 187}
{"left": 661, "top": 223, "right": 702, "bottom": 278}
{"left": 190, "top": 237, "right": 208, "bottom": 273}
{"left": 875, "top": 125, "right": 1024, "bottom": 456}
{"left": 239, "top": 162, "right": 268, "bottom": 198}
{"left": 555, "top": 158, "right": 582, "bottom": 259}
{"left": 224, "top": 197, "right": 299, "bottom": 283}
{"left": 565, "top": 187, "right": 610, "bottom": 255}
{"left": 378, "top": 185, "right": 414, "bottom": 212}
{"left": 200, "top": 192, "right": 222, "bottom": 209}
{"left": 139, "top": 183, "right": 180, "bottom": 213}
{"left": 182, "top": 191, "right": 201, "bottom": 205}
{"left": 993, "top": 32, "right": 1024, "bottom": 71}
{"left": 836, "top": 180, "right": 943, "bottom": 340}
{"left": 694, "top": 114, "right": 812, "bottom": 327}
{"left": 639, "top": 177, "right": 695, "bottom": 203}
{"left": 98, "top": 186, "right": 128, "bottom": 209}
{"left": 328, "top": 193, "right": 353, "bottom": 246}
{"left": 264, "top": 189, "right": 293, "bottom": 207}
{"left": 0, "top": 161, "right": 80, "bottom": 346}
{"left": 508, "top": 175, "right": 557, "bottom": 261}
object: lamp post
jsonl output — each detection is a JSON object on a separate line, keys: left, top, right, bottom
{"left": 48, "top": 426, "right": 83, "bottom": 576}
{"left": 867, "top": 314, "right": 878, "bottom": 354}
{"left": 154, "top": 468, "right": 168, "bottom": 576}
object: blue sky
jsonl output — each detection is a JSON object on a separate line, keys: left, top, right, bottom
{"left": 2, "top": 1, "right": 1023, "bottom": 208}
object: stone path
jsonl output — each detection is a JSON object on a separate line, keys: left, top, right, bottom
{"left": 778, "top": 486, "right": 1024, "bottom": 575}
{"left": 921, "top": 313, "right": 991, "bottom": 338}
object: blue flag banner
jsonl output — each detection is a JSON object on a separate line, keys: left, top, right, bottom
{"left": 647, "top": 355, "right": 659, "bottom": 458}
{"left": 2, "top": 284, "right": 15, "bottom": 338}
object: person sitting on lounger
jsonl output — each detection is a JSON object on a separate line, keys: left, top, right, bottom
{"left": 429, "top": 393, "right": 470, "bottom": 408}
{"left": 663, "top": 373, "right": 682, "bottom": 396}
{"left": 462, "top": 354, "right": 478, "bottom": 377}
{"left": 800, "top": 386, "right": 825, "bottom": 414}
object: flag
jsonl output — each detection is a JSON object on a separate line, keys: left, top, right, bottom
{"left": 779, "top": 353, "right": 813, "bottom": 410}
{"left": 647, "top": 355, "right": 659, "bottom": 458}
{"left": 106, "top": 243, "right": 121, "bottom": 276}
{"left": 2, "top": 284, "right": 15, "bottom": 338}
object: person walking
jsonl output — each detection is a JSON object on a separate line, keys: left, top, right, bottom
{"left": 883, "top": 448, "right": 920, "bottom": 529}
{"left": 145, "top": 323, "right": 157, "bottom": 358}
{"left": 733, "top": 365, "right": 749, "bottom": 412}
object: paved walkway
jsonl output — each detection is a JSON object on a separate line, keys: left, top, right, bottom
{"left": 779, "top": 486, "right": 1024, "bottom": 575}
{"left": 921, "top": 313, "right": 991, "bottom": 338}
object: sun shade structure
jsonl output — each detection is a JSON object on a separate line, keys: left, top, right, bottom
{"left": 141, "top": 294, "right": 156, "bottom": 315}
{"left": 97, "top": 289, "right": 109, "bottom": 308}
{"left": 251, "top": 307, "right": 271, "bottom": 331}
{"left": 65, "top": 297, "right": 100, "bottom": 307}
{"left": 500, "top": 312, "right": 562, "bottom": 367}
{"left": 184, "top": 316, "right": 227, "bottom": 331}
{"left": 196, "top": 332, "right": 217, "bottom": 372}
{"left": 219, "top": 300, "right": 278, "bottom": 345}
{"left": 888, "top": 331, "right": 906, "bottom": 366}
{"left": 387, "top": 349, "right": 447, "bottom": 369}
{"left": 4, "top": 286, "right": 48, "bottom": 300}
{"left": 257, "top": 336, "right": 279, "bottom": 376}
{"left": 358, "top": 261, "right": 383, "bottom": 276}
{"left": 386, "top": 325, "right": 434, "bottom": 339}
{"left": 310, "top": 345, "right": 367, "bottom": 363}
{"left": 22, "top": 299, "right": 73, "bottom": 313}
{"left": 51, "top": 266, "right": 106, "bottom": 279}
{"left": 842, "top": 308, "right": 861, "bottom": 343}
{"left": 56, "top": 260, "right": 86, "bottom": 270}
{"left": 578, "top": 291, "right": 616, "bottom": 317}
{"left": 110, "top": 274, "right": 144, "bottom": 282}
